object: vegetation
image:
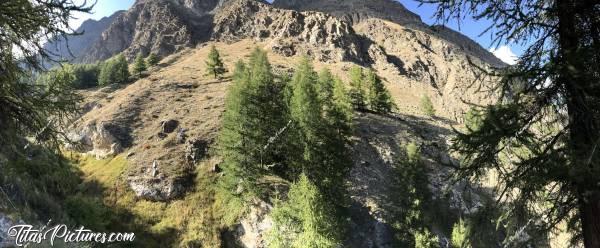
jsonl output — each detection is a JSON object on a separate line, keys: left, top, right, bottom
{"left": 268, "top": 174, "right": 342, "bottom": 248}
{"left": 421, "top": 0, "right": 600, "bottom": 245}
{"left": 146, "top": 53, "right": 159, "bottom": 66}
{"left": 420, "top": 94, "right": 435, "bottom": 117}
{"left": 348, "top": 66, "right": 367, "bottom": 111}
{"left": 133, "top": 52, "right": 147, "bottom": 77}
{"left": 365, "top": 69, "right": 395, "bottom": 113}
{"left": 98, "top": 54, "right": 130, "bottom": 86}
{"left": 205, "top": 45, "right": 227, "bottom": 79}
{"left": 414, "top": 229, "right": 440, "bottom": 248}
{"left": 451, "top": 218, "right": 470, "bottom": 248}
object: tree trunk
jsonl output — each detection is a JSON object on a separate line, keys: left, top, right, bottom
{"left": 557, "top": 0, "right": 600, "bottom": 247}
{"left": 580, "top": 193, "right": 600, "bottom": 248}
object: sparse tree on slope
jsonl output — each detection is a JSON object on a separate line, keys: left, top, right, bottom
{"left": 420, "top": 94, "right": 435, "bottom": 117}
{"left": 365, "top": 69, "right": 395, "bottom": 113}
{"left": 348, "top": 66, "right": 367, "bottom": 111}
{"left": 268, "top": 173, "right": 342, "bottom": 248}
{"left": 421, "top": 0, "right": 600, "bottom": 246}
{"left": 133, "top": 52, "right": 147, "bottom": 77}
{"left": 205, "top": 45, "right": 227, "bottom": 79}
{"left": 218, "top": 48, "right": 287, "bottom": 194}
{"left": 146, "top": 53, "right": 159, "bottom": 67}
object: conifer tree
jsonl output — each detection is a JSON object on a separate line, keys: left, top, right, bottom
{"left": 98, "top": 54, "right": 130, "bottom": 86}
{"left": 365, "top": 69, "right": 395, "bottom": 113}
{"left": 451, "top": 218, "right": 470, "bottom": 248}
{"left": 218, "top": 48, "right": 287, "bottom": 194}
{"left": 268, "top": 173, "right": 342, "bottom": 248}
{"left": 348, "top": 66, "right": 367, "bottom": 111}
{"left": 146, "top": 53, "right": 159, "bottom": 66}
{"left": 133, "top": 52, "right": 147, "bottom": 77}
{"left": 205, "top": 45, "right": 227, "bottom": 79}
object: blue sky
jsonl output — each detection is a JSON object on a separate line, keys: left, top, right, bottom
{"left": 72, "top": 0, "right": 519, "bottom": 64}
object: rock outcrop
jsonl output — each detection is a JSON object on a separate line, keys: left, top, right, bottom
{"left": 43, "top": 11, "right": 124, "bottom": 63}
{"left": 213, "top": 0, "right": 365, "bottom": 62}
{"left": 80, "top": 0, "right": 230, "bottom": 62}
{"left": 272, "top": 0, "right": 504, "bottom": 67}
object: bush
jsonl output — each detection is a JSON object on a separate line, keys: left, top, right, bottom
{"left": 414, "top": 229, "right": 440, "bottom": 248}
{"left": 451, "top": 218, "right": 470, "bottom": 248}
{"left": 420, "top": 94, "right": 436, "bottom": 117}
{"left": 98, "top": 54, "right": 130, "bottom": 86}
{"left": 146, "top": 53, "right": 159, "bottom": 66}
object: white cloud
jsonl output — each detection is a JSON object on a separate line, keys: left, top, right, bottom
{"left": 490, "top": 45, "right": 518, "bottom": 65}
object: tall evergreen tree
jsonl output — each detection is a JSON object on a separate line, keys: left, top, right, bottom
{"left": 133, "top": 52, "right": 147, "bottom": 77}
{"left": 365, "top": 69, "right": 395, "bottom": 113}
{"left": 218, "top": 48, "right": 287, "bottom": 194}
{"left": 205, "top": 45, "right": 227, "bottom": 79}
{"left": 421, "top": 0, "right": 600, "bottom": 245}
{"left": 348, "top": 66, "right": 367, "bottom": 111}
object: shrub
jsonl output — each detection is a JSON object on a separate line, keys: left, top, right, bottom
{"left": 414, "top": 229, "right": 440, "bottom": 248}
{"left": 420, "top": 94, "right": 436, "bottom": 117}
{"left": 452, "top": 218, "right": 471, "bottom": 248}
{"left": 146, "top": 53, "right": 159, "bottom": 66}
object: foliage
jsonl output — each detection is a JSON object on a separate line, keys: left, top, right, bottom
{"left": 268, "top": 174, "right": 342, "bottom": 248}
{"left": 133, "top": 52, "right": 147, "bottom": 77}
{"left": 98, "top": 54, "right": 130, "bottom": 86}
{"left": 146, "top": 53, "right": 159, "bottom": 66}
{"left": 390, "top": 142, "right": 432, "bottom": 246}
{"left": 414, "top": 229, "right": 440, "bottom": 248}
{"left": 463, "top": 107, "right": 484, "bottom": 132}
{"left": 420, "top": 95, "right": 435, "bottom": 117}
{"left": 218, "top": 48, "right": 288, "bottom": 195}
{"left": 348, "top": 66, "right": 367, "bottom": 111}
{"left": 451, "top": 218, "right": 470, "bottom": 248}
{"left": 0, "top": 0, "right": 91, "bottom": 150}
{"left": 205, "top": 45, "right": 227, "bottom": 79}
{"left": 420, "top": 0, "right": 600, "bottom": 245}
{"left": 365, "top": 69, "right": 395, "bottom": 113}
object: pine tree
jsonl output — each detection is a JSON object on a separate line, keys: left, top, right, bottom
{"left": 218, "top": 48, "right": 287, "bottom": 194}
{"left": 146, "top": 53, "right": 159, "bottom": 66}
{"left": 133, "top": 52, "right": 147, "bottom": 77}
{"left": 205, "top": 45, "right": 227, "bottom": 79}
{"left": 348, "top": 66, "right": 366, "bottom": 111}
{"left": 268, "top": 173, "right": 342, "bottom": 248}
{"left": 365, "top": 69, "right": 395, "bottom": 113}
{"left": 420, "top": 94, "right": 435, "bottom": 117}
{"left": 421, "top": 1, "right": 600, "bottom": 244}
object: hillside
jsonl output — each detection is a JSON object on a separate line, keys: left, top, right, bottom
{"left": 2, "top": 0, "right": 553, "bottom": 247}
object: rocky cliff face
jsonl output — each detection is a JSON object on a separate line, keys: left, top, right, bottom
{"left": 213, "top": 0, "right": 366, "bottom": 62}
{"left": 272, "top": 0, "right": 504, "bottom": 67}
{"left": 43, "top": 11, "right": 124, "bottom": 63}
{"left": 79, "top": 0, "right": 230, "bottom": 62}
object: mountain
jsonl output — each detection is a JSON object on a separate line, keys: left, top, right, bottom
{"left": 3, "top": 0, "right": 545, "bottom": 247}
{"left": 43, "top": 10, "right": 124, "bottom": 63}
{"left": 272, "top": 0, "right": 504, "bottom": 67}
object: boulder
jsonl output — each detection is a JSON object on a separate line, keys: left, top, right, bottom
{"left": 161, "top": 119, "right": 179, "bottom": 133}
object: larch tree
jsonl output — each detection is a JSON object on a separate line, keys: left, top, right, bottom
{"left": 419, "top": 0, "right": 600, "bottom": 246}
{"left": 146, "top": 53, "right": 159, "bottom": 67}
{"left": 365, "top": 69, "right": 395, "bottom": 113}
{"left": 348, "top": 66, "right": 367, "bottom": 111}
{"left": 218, "top": 48, "right": 287, "bottom": 194}
{"left": 133, "top": 52, "right": 147, "bottom": 77}
{"left": 205, "top": 45, "right": 227, "bottom": 79}
{"left": 0, "top": 0, "right": 91, "bottom": 150}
